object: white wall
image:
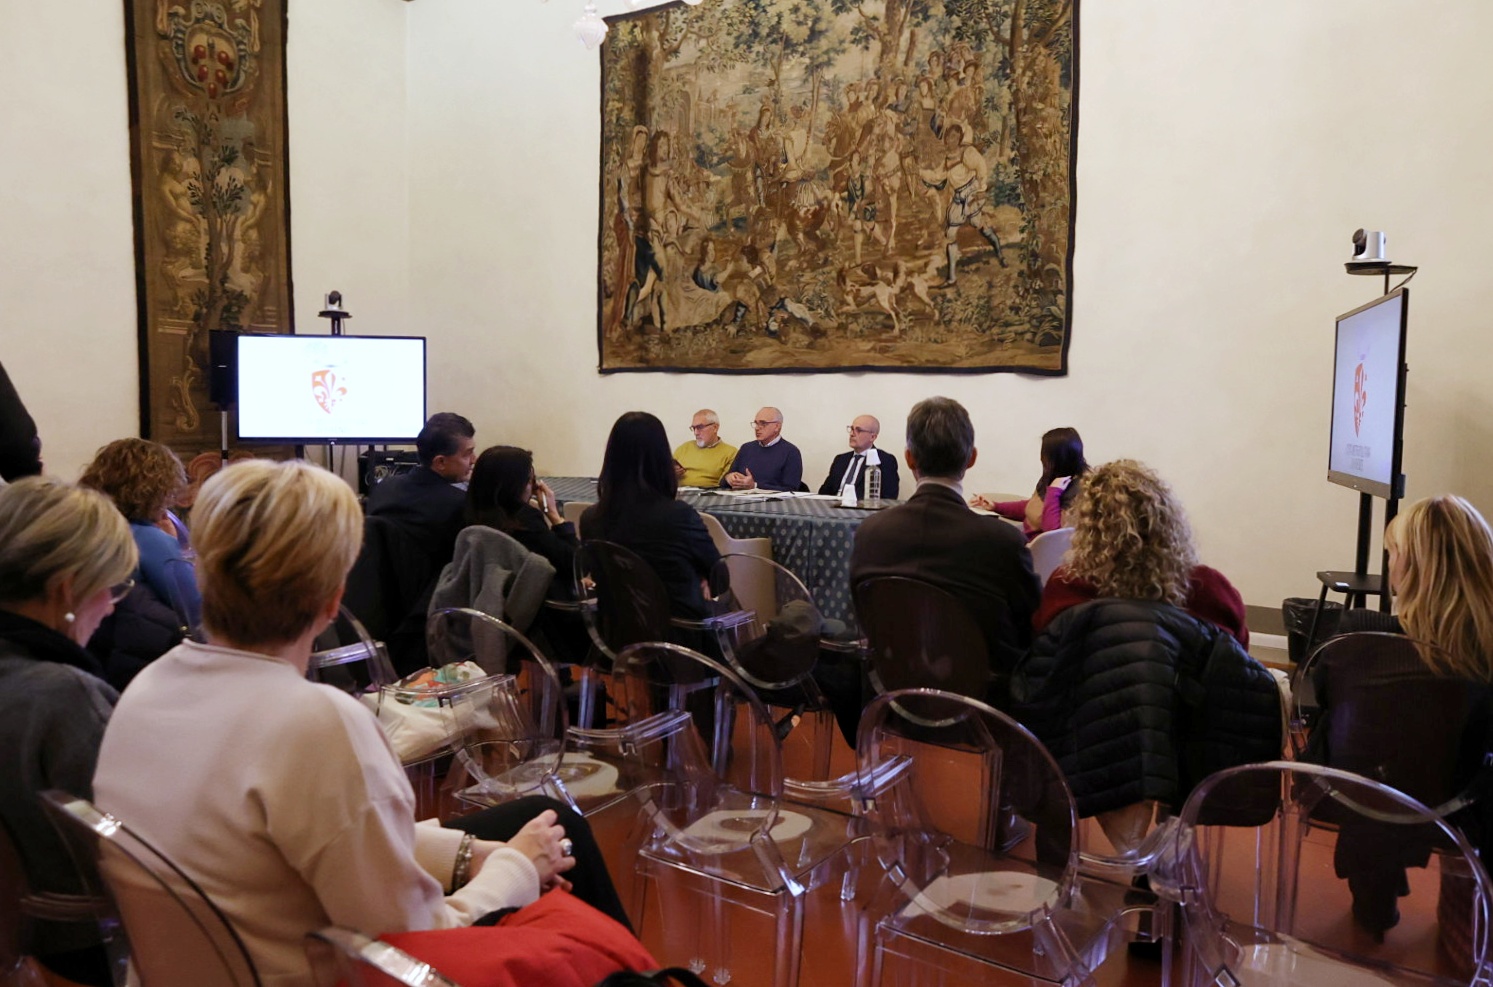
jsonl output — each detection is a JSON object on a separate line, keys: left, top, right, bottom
{"left": 406, "top": 0, "right": 1493, "bottom": 609}
{"left": 6, "top": 1, "right": 1493, "bottom": 611}
{"left": 0, "top": 0, "right": 412, "bottom": 479}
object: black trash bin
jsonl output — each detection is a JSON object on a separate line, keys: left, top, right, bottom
{"left": 1281, "top": 597, "right": 1345, "bottom": 664}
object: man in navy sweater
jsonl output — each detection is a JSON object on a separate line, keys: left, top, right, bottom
{"left": 722, "top": 406, "right": 804, "bottom": 492}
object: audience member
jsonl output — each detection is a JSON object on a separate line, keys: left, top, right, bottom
{"left": 582, "top": 412, "right": 721, "bottom": 618}
{"left": 366, "top": 411, "right": 477, "bottom": 565}
{"left": 722, "top": 406, "right": 804, "bottom": 492}
{"left": 466, "top": 445, "right": 578, "bottom": 599}
{"left": 850, "top": 397, "right": 1040, "bottom": 684}
{"left": 817, "top": 414, "right": 901, "bottom": 500}
{"left": 93, "top": 460, "right": 631, "bottom": 985}
{"left": 1035, "top": 459, "right": 1249, "bottom": 647}
{"left": 672, "top": 409, "right": 737, "bottom": 488}
{"left": 0, "top": 360, "right": 43, "bottom": 481}
{"left": 78, "top": 438, "right": 199, "bottom": 687}
{"left": 973, "top": 426, "right": 1086, "bottom": 538}
{"left": 0, "top": 477, "right": 136, "bottom": 987}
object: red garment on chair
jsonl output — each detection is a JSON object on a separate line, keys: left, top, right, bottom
{"left": 382, "top": 890, "right": 656, "bottom": 987}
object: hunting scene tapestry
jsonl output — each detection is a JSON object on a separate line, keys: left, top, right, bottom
{"left": 126, "top": 0, "right": 293, "bottom": 449}
{"left": 597, "top": 0, "right": 1076, "bottom": 374}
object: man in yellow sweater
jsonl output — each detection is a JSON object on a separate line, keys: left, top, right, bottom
{"left": 673, "top": 409, "right": 738, "bottom": 488}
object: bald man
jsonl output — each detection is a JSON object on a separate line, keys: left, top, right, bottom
{"left": 722, "top": 406, "right": 803, "bottom": 492}
{"left": 817, "top": 414, "right": 901, "bottom": 499}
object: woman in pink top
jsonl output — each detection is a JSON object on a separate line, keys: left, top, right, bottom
{"left": 973, "top": 427, "right": 1087, "bottom": 539}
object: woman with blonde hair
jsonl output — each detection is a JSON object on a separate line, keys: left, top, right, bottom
{"left": 0, "top": 476, "right": 137, "bottom": 986}
{"left": 93, "top": 460, "right": 635, "bottom": 986}
{"left": 1033, "top": 458, "right": 1249, "bottom": 646}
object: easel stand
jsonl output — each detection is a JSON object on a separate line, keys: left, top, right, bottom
{"left": 1305, "top": 261, "right": 1414, "bottom": 652}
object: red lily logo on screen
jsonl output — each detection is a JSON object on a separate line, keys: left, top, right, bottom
{"left": 312, "top": 369, "right": 347, "bottom": 414}
{"left": 1353, "top": 362, "right": 1368, "bottom": 436}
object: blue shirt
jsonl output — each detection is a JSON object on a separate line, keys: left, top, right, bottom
{"left": 131, "top": 522, "right": 202, "bottom": 627}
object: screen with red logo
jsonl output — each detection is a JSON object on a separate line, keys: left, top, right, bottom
{"left": 236, "top": 335, "right": 427, "bottom": 443}
{"left": 1328, "top": 289, "right": 1407, "bottom": 499}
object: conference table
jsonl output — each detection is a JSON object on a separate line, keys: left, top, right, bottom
{"left": 543, "top": 476, "right": 889, "bottom": 634}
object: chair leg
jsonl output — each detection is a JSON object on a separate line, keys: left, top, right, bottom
{"left": 1304, "top": 584, "right": 1331, "bottom": 657}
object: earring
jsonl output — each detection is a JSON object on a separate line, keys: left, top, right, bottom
{"left": 63, "top": 612, "right": 76, "bottom": 627}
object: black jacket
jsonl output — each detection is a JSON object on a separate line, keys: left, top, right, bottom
{"left": 365, "top": 465, "right": 467, "bottom": 568}
{"left": 1011, "top": 598, "right": 1283, "bottom": 817}
{"left": 580, "top": 497, "right": 721, "bottom": 619}
{"left": 86, "top": 581, "right": 186, "bottom": 691}
{"left": 817, "top": 448, "right": 901, "bottom": 500}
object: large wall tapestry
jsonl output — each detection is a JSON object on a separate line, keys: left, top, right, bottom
{"left": 125, "top": 0, "right": 293, "bottom": 449}
{"left": 598, "top": 0, "right": 1076, "bottom": 374}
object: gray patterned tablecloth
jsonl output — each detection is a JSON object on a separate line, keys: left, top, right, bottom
{"left": 543, "top": 477, "right": 882, "bottom": 633}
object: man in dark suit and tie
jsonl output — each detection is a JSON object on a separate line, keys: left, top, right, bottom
{"left": 366, "top": 411, "right": 477, "bottom": 566}
{"left": 817, "top": 414, "right": 901, "bottom": 500}
{"left": 850, "top": 397, "right": 1039, "bottom": 688}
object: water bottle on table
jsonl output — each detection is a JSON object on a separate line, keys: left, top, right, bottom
{"left": 866, "top": 463, "right": 882, "bottom": 502}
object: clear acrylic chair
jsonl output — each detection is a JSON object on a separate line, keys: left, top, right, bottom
{"left": 608, "top": 641, "right": 860, "bottom": 987}
{"left": 852, "top": 576, "right": 994, "bottom": 702}
{"left": 305, "top": 927, "right": 459, "bottom": 987}
{"left": 425, "top": 606, "right": 597, "bottom": 814}
{"left": 1149, "top": 760, "right": 1493, "bottom": 986}
{"left": 854, "top": 688, "right": 1139, "bottom": 987}
{"left": 705, "top": 553, "right": 839, "bottom": 784}
{"left": 39, "top": 791, "right": 261, "bottom": 987}
{"left": 1027, "top": 526, "right": 1074, "bottom": 588}
{"left": 1290, "top": 632, "right": 1487, "bottom": 808}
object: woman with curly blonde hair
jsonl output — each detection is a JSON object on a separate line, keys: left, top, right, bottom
{"left": 1033, "top": 459, "right": 1249, "bottom": 646}
{"left": 79, "top": 439, "right": 199, "bottom": 675}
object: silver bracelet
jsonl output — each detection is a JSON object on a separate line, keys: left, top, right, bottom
{"left": 451, "top": 833, "right": 476, "bottom": 890}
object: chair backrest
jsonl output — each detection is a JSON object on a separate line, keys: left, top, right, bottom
{"left": 852, "top": 576, "right": 992, "bottom": 701}
{"left": 697, "top": 511, "right": 772, "bottom": 560}
{"left": 1026, "top": 526, "right": 1073, "bottom": 587}
{"left": 0, "top": 821, "right": 32, "bottom": 981}
{"left": 39, "top": 792, "right": 261, "bottom": 987}
{"left": 707, "top": 553, "right": 822, "bottom": 690}
{"left": 563, "top": 500, "right": 592, "bottom": 534}
{"left": 425, "top": 607, "right": 572, "bottom": 808}
{"left": 575, "top": 540, "right": 676, "bottom": 662}
{"left": 855, "top": 688, "right": 1079, "bottom": 934}
{"left": 308, "top": 605, "right": 398, "bottom": 697}
{"left": 1152, "top": 761, "right": 1493, "bottom": 984}
{"left": 305, "top": 927, "right": 459, "bottom": 987}
{"left": 1293, "top": 631, "right": 1485, "bottom": 811}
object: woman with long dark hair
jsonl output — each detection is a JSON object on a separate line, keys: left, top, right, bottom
{"left": 580, "top": 412, "right": 720, "bottom": 617}
{"left": 466, "top": 445, "right": 577, "bottom": 599}
{"left": 973, "top": 426, "right": 1087, "bottom": 539}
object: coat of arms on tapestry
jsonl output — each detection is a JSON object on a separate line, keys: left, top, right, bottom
{"left": 597, "top": 0, "right": 1076, "bottom": 374}
{"left": 125, "top": 0, "right": 294, "bottom": 450}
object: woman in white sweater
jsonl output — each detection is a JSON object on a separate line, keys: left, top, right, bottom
{"left": 93, "top": 459, "right": 625, "bottom": 986}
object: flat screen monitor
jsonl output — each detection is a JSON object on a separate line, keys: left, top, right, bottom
{"left": 1328, "top": 288, "right": 1407, "bottom": 499}
{"left": 235, "top": 334, "right": 427, "bottom": 443}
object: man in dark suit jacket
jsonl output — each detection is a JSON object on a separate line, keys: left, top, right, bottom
{"left": 817, "top": 413, "right": 901, "bottom": 500}
{"left": 850, "top": 397, "right": 1040, "bottom": 691}
{"left": 365, "top": 411, "right": 476, "bottom": 568}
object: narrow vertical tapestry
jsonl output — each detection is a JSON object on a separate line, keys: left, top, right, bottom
{"left": 598, "top": 0, "right": 1076, "bottom": 374}
{"left": 125, "top": 0, "right": 293, "bottom": 449}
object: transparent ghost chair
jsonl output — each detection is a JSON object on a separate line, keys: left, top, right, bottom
{"left": 1149, "top": 760, "right": 1493, "bottom": 986}
{"left": 305, "top": 927, "right": 458, "bottom": 987}
{"left": 39, "top": 791, "right": 260, "bottom": 987}
{"left": 852, "top": 577, "right": 995, "bottom": 703}
{"left": 608, "top": 641, "right": 862, "bottom": 987}
{"left": 308, "top": 606, "right": 451, "bottom": 818}
{"left": 705, "top": 553, "right": 840, "bottom": 784}
{"left": 424, "top": 607, "right": 600, "bottom": 814}
{"left": 854, "top": 689, "right": 1141, "bottom": 987}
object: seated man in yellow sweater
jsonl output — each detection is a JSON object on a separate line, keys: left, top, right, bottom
{"left": 673, "top": 409, "right": 738, "bottom": 488}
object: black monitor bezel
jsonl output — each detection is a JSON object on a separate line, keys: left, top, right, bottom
{"left": 1326, "top": 288, "right": 1408, "bottom": 500}
{"left": 234, "top": 333, "right": 428, "bottom": 445}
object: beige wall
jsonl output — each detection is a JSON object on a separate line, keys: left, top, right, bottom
{"left": 6, "top": 1, "right": 1493, "bottom": 610}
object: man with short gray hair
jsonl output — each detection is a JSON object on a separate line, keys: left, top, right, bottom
{"left": 850, "top": 397, "right": 1039, "bottom": 697}
{"left": 673, "top": 409, "right": 737, "bottom": 488}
